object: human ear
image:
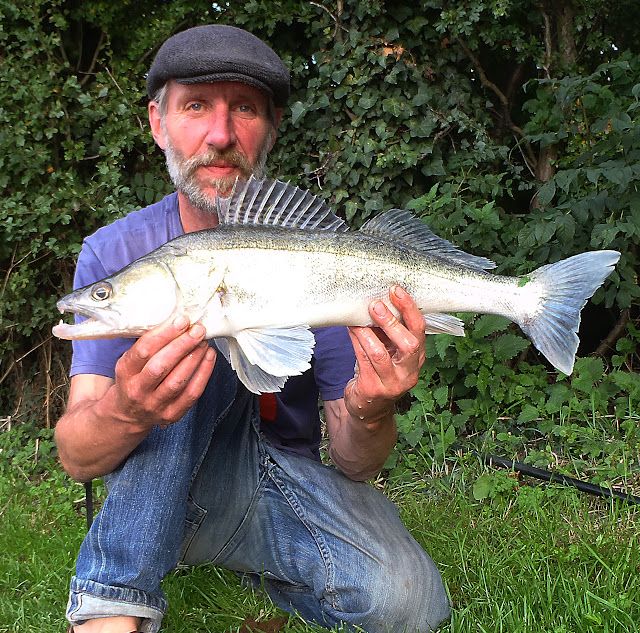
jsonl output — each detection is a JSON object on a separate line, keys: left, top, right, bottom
{"left": 148, "top": 101, "right": 167, "bottom": 150}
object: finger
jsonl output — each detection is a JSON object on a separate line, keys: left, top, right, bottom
{"left": 368, "top": 299, "right": 421, "bottom": 364}
{"left": 347, "top": 326, "right": 390, "bottom": 389}
{"left": 157, "top": 341, "right": 210, "bottom": 399}
{"left": 157, "top": 345, "right": 217, "bottom": 424}
{"left": 118, "top": 316, "right": 191, "bottom": 379}
{"left": 137, "top": 322, "right": 208, "bottom": 392}
{"left": 389, "top": 285, "right": 426, "bottom": 340}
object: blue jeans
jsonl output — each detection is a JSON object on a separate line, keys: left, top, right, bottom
{"left": 66, "top": 358, "right": 450, "bottom": 632}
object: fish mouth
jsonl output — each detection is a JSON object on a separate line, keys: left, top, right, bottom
{"left": 52, "top": 301, "right": 126, "bottom": 340}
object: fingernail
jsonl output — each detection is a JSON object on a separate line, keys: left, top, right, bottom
{"left": 373, "top": 301, "right": 386, "bottom": 316}
{"left": 174, "top": 316, "right": 188, "bottom": 330}
{"left": 393, "top": 285, "right": 407, "bottom": 299}
{"left": 189, "top": 323, "right": 205, "bottom": 339}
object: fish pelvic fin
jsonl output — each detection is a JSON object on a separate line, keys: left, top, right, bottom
{"left": 518, "top": 250, "right": 620, "bottom": 375}
{"left": 360, "top": 209, "right": 497, "bottom": 271}
{"left": 216, "top": 177, "right": 348, "bottom": 232}
{"left": 214, "top": 325, "right": 316, "bottom": 393}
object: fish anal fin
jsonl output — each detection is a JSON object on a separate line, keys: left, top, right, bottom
{"left": 423, "top": 313, "right": 465, "bottom": 336}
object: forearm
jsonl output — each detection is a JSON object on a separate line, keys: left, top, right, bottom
{"left": 326, "top": 395, "right": 398, "bottom": 481}
{"left": 55, "top": 388, "right": 152, "bottom": 482}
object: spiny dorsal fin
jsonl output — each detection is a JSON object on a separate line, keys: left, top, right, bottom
{"left": 360, "top": 209, "right": 496, "bottom": 271}
{"left": 216, "top": 177, "right": 348, "bottom": 232}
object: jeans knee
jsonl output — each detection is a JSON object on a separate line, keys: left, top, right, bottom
{"left": 375, "top": 551, "right": 449, "bottom": 631}
{"left": 334, "top": 541, "right": 450, "bottom": 632}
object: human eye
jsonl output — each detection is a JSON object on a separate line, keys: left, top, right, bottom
{"left": 233, "top": 102, "right": 258, "bottom": 117}
{"left": 186, "top": 102, "right": 203, "bottom": 112}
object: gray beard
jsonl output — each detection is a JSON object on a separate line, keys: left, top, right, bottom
{"left": 164, "top": 133, "right": 272, "bottom": 215}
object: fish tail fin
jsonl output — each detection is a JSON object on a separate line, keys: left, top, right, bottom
{"left": 518, "top": 250, "right": 620, "bottom": 375}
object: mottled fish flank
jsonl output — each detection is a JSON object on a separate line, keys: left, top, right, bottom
{"left": 53, "top": 177, "right": 620, "bottom": 393}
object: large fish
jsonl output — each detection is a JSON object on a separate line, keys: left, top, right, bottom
{"left": 53, "top": 177, "right": 620, "bottom": 393}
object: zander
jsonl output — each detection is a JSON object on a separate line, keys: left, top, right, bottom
{"left": 53, "top": 178, "right": 620, "bottom": 393}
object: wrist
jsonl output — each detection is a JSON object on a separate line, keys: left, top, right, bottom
{"left": 343, "top": 383, "right": 396, "bottom": 425}
{"left": 93, "top": 387, "right": 155, "bottom": 436}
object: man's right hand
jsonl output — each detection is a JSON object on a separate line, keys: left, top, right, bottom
{"left": 55, "top": 317, "right": 216, "bottom": 482}
{"left": 111, "top": 316, "right": 216, "bottom": 430}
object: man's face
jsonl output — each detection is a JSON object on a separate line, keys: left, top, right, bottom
{"left": 151, "top": 81, "right": 279, "bottom": 213}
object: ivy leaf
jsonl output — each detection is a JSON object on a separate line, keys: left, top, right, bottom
{"left": 290, "top": 101, "right": 307, "bottom": 125}
{"left": 358, "top": 95, "right": 377, "bottom": 110}
{"left": 382, "top": 96, "right": 404, "bottom": 116}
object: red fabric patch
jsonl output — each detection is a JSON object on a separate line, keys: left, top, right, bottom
{"left": 259, "top": 393, "right": 278, "bottom": 422}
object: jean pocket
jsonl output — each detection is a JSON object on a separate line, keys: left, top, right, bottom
{"left": 177, "top": 494, "right": 207, "bottom": 565}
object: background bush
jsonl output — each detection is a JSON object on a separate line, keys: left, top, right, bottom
{"left": 1, "top": 0, "right": 638, "bottom": 478}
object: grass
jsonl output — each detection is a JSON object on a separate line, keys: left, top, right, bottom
{"left": 0, "top": 414, "right": 640, "bottom": 633}
{"left": 1, "top": 448, "right": 639, "bottom": 632}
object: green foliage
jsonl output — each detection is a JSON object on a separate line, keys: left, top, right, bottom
{"left": 5, "top": 453, "right": 639, "bottom": 632}
{"left": 0, "top": 0, "right": 638, "bottom": 481}
{"left": 521, "top": 54, "right": 640, "bottom": 309}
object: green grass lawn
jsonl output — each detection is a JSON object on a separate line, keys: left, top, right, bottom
{"left": 1, "top": 457, "right": 639, "bottom": 632}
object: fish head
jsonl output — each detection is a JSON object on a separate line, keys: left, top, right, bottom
{"left": 53, "top": 259, "right": 181, "bottom": 340}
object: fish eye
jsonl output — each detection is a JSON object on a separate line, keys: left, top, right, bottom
{"left": 91, "top": 282, "right": 112, "bottom": 301}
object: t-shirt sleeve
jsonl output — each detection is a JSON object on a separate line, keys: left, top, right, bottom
{"left": 312, "top": 326, "right": 356, "bottom": 402}
{"left": 68, "top": 240, "right": 135, "bottom": 378}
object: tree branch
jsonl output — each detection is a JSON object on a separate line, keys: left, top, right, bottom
{"left": 310, "top": 1, "right": 347, "bottom": 42}
{"left": 593, "top": 308, "right": 631, "bottom": 360}
{"left": 456, "top": 36, "right": 537, "bottom": 169}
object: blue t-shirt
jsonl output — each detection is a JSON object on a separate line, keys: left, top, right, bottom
{"left": 70, "top": 193, "right": 357, "bottom": 461}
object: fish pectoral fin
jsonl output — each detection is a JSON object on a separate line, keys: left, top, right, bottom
{"left": 423, "top": 313, "right": 466, "bottom": 336}
{"left": 214, "top": 326, "right": 315, "bottom": 394}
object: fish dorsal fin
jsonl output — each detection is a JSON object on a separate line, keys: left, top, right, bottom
{"left": 216, "top": 176, "right": 348, "bottom": 232}
{"left": 360, "top": 209, "right": 496, "bottom": 271}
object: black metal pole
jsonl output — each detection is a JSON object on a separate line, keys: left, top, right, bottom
{"left": 85, "top": 480, "right": 94, "bottom": 529}
{"left": 480, "top": 453, "right": 640, "bottom": 505}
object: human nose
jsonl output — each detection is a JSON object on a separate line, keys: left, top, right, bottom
{"left": 204, "top": 106, "right": 237, "bottom": 150}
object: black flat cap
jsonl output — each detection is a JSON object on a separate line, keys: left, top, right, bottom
{"left": 146, "top": 24, "right": 290, "bottom": 106}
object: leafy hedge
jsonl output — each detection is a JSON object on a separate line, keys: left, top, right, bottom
{"left": 1, "top": 0, "right": 638, "bottom": 473}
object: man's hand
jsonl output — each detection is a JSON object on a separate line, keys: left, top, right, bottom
{"left": 345, "top": 285, "right": 425, "bottom": 418}
{"left": 55, "top": 316, "right": 216, "bottom": 481}
{"left": 326, "top": 286, "right": 426, "bottom": 480}
{"left": 110, "top": 316, "right": 216, "bottom": 431}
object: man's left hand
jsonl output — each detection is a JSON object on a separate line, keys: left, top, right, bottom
{"left": 344, "top": 285, "right": 426, "bottom": 419}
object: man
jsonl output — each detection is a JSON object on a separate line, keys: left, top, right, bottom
{"left": 55, "top": 24, "right": 450, "bottom": 633}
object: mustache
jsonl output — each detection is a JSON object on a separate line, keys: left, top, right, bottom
{"left": 183, "top": 148, "right": 254, "bottom": 177}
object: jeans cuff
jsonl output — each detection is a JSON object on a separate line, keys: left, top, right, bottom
{"left": 67, "top": 577, "right": 166, "bottom": 633}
